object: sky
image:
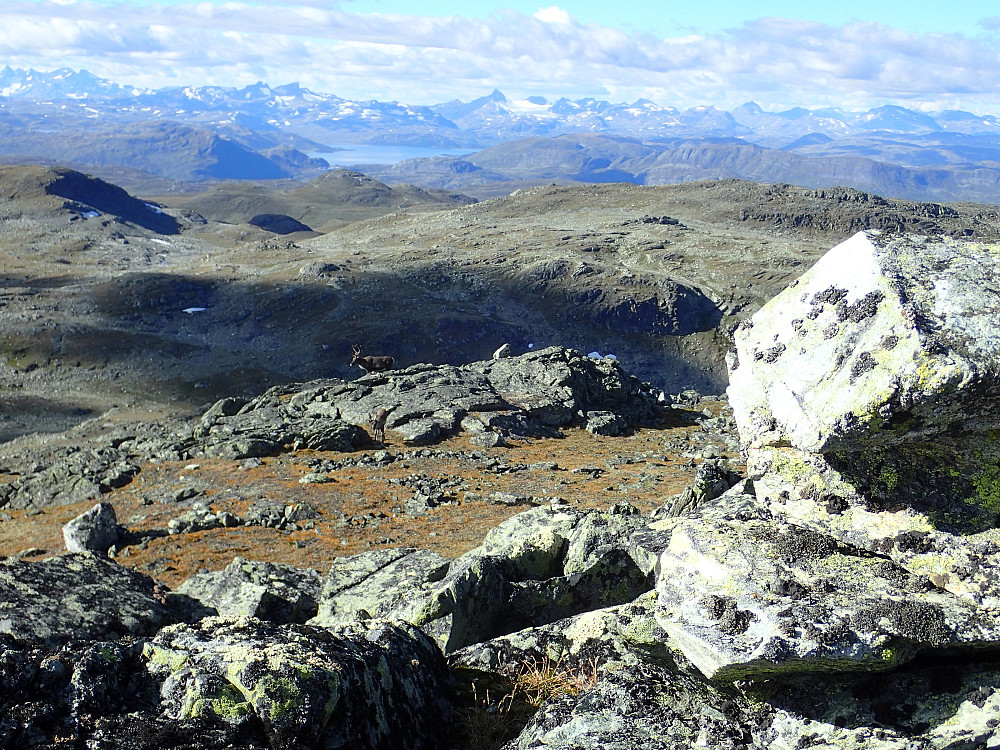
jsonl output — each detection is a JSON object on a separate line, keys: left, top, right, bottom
{"left": 3, "top": 0, "right": 1000, "bottom": 113}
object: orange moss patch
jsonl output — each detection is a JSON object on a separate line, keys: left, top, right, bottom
{"left": 0, "top": 420, "right": 738, "bottom": 588}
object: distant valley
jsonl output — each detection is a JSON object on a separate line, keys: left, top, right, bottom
{"left": 2, "top": 67, "right": 999, "bottom": 204}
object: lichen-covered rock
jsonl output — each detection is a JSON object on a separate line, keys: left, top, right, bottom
{"left": 452, "top": 591, "right": 673, "bottom": 675}
{"left": 530, "top": 503, "right": 654, "bottom": 622}
{"left": 749, "top": 444, "right": 1000, "bottom": 607}
{"left": 754, "top": 662, "right": 1000, "bottom": 749}
{"left": 563, "top": 502, "right": 647, "bottom": 576}
{"left": 309, "top": 548, "right": 450, "bottom": 627}
{"left": 0, "top": 553, "right": 203, "bottom": 646}
{"left": 655, "top": 458, "right": 745, "bottom": 518}
{"left": 729, "top": 231, "right": 1000, "bottom": 454}
{"left": 727, "top": 231, "right": 1000, "bottom": 609}
{"left": 644, "top": 513, "right": 1000, "bottom": 682}
{"left": 175, "top": 557, "right": 324, "bottom": 624}
{"left": 506, "top": 661, "right": 762, "bottom": 750}
{"left": 309, "top": 506, "right": 658, "bottom": 654}
{"left": 479, "top": 505, "right": 583, "bottom": 580}
{"left": 0, "top": 634, "right": 174, "bottom": 749}
{"left": 144, "top": 616, "right": 452, "bottom": 750}
{"left": 62, "top": 501, "right": 121, "bottom": 554}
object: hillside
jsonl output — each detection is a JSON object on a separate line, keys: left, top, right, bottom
{"left": 360, "top": 133, "right": 1000, "bottom": 203}
{"left": 1, "top": 164, "right": 998, "bottom": 449}
{"left": 161, "top": 169, "right": 476, "bottom": 233}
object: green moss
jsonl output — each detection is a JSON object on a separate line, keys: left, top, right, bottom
{"left": 189, "top": 683, "right": 253, "bottom": 720}
{"left": 968, "top": 464, "right": 1000, "bottom": 518}
{"left": 142, "top": 643, "right": 190, "bottom": 672}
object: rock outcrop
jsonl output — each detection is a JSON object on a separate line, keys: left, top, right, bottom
{"left": 0, "top": 553, "right": 205, "bottom": 646}
{"left": 728, "top": 231, "right": 1000, "bottom": 607}
{"left": 0, "top": 346, "right": 663, "bottom": 510}
{"left": 191, "top": 345, "right": 661, "bottom": 457}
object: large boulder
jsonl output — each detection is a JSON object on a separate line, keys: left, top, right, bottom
{"left": 309, "top": 505, "right": 655, "bottom": 654}
{"left": 0, "top": 615, "right": 454, "bottom": 750}
{"left": 729, "top": 231, "right": 1000, "bottom": 454}
{"left": 0, "top": 553, "right": 204, "bottom": 646}
{"left": 174, "top": 557, "right": 324, "bottom": 624}
{"left": 727, "top": 231, "right": 1000, "bottom": 607}
{"left": 643, "top": 510, "right": 1000, "bottom": 682}
{"left": 144, "top": 616, "right": 453, "bottom": 750}
{"left": 62, "top": 501, "right": 121, "bottom": 554}
{"left": 309, "top": 547, "right": 451, "bottom": 627}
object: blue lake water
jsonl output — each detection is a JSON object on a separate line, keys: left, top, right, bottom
{"left": 311, "top": 144, "right": 477, "bottom": 166}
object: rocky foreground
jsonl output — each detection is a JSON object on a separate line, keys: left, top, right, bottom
{"left": 4, "top": 231, "right": 1000, "bottom": 749}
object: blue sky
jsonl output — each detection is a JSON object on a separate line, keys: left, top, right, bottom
{"left": 350, "top": 0, "right": 998, "bottom": 37}
{"left": 3, "top": 0, "right": 1000, "bottom": 113}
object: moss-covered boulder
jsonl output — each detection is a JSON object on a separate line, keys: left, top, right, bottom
{"left": 144, "top": 616, "right": 453, "bottom": 750}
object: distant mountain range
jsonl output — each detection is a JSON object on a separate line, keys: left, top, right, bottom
{"left": 2, "top": 66, "right": 1000, "bottom": 203}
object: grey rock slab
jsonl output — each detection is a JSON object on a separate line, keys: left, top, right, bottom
{"left": 62, "top": 500, "right": 121, "bottom": 554}
{"left": 749, "top": 444, "right": 1000, "bottom": 607}
{"left": 644, "top": 515, "right": 1000, "bottom": 682}
{"left": 174, "top": 556, "right": 323, "bottom": 624}
{"left": 144, "top": 616, "right": 453, "bottom": 750}
{"left": 0, "top": 553, "right": 199, "bottom": 645}
{"left": 564, "top": 501, "right": 647, "bottom": 576}
{"left": 478, "top": 505, "right": 585, "bottom": 580}
{"left": 728, "top": 231, "right": 1000, "bottom": 454}
{"left": 309, "top": 547, "right": 450, "bottom": 627}
{"left": 452, "top": 591, "right": 675, "bottom": 674}
{"left": 407, "top": 552, "right": 513, "bottom": 652}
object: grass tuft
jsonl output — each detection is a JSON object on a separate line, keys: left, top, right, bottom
{"left": 452, "top": 656, "right": 600, "bottom": 749}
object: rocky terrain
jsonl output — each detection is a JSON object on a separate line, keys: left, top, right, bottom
{"left": 3, "top": 229, "right": 1000, "bottom": 749}
{"left": 5, "top": 162, "right": 1000, "bottom": 748}
{"left": 3, "top": 163, "right": 999, "bottom": 456}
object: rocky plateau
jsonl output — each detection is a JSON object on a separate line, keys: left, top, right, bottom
{"left": 3, "top": 163, "right": 1000, "bottom": 749}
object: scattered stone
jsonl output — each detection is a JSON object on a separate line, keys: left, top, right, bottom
{"left": 62, "top": 501, "right": 121, "bottom": 554}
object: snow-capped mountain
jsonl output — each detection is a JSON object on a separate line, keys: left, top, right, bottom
{"left": 3, "top": 67, "right": 1000, "bottom": 202}
{"left": 5, "top": 67, "right": 1000, "bottom": 147}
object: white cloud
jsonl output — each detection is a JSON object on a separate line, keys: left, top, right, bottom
{"left": 533, "top": 6, "right": 573, "bottom": 25}
{"left": 1, "top": 1, "right": 999, "bottom": 113}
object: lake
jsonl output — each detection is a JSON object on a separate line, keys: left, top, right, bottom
{"left": 311, "top": 144, "right": 477, "bottom": 166}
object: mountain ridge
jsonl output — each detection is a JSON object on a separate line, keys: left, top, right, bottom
{"left": 3, "top": 67, "right": 1000, "bottom": 203}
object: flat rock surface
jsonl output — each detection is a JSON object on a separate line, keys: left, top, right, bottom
{"left": 646, "top": 512, "right": 1000, "bottom": 681}
{"left": 0, "top": 553, "right": 201, "bottom": 645}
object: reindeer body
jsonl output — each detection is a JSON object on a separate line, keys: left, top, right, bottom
{"left": 351, "top": 345, "right": 394, "bottom": 374}
{"left": 371, "top": 407, "right": 390, "bottom": 443}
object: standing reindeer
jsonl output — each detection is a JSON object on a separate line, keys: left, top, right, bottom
{"left": 371, "top": 407, "right": 390, "bottom": 444}
{"left": 351, "top": 345, "right": 395, "bottom": 374}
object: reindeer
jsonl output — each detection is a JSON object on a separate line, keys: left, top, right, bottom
{"left": 371, "top": 407, "right": 390, "bottom": 444}
{"left": 351, "top": 345, "right": 395, "bottom": 374}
